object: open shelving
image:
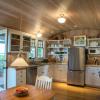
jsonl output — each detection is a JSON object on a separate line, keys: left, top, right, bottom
{"left": 47, "top": 39, "right": 70, "bottom": 63}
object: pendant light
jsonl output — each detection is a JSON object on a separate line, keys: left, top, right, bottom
{"left": 10, "top": 16, "right": 28, "bottom": 67}
{"left": 10, "top": 51, "right": 28, "bottom": 67}
{"left": 57, "top": 14, "right": 66, "bottom": 24}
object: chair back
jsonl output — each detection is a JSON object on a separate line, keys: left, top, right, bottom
{"left": 35, "top": 75, "right": 52, "bottom": 90}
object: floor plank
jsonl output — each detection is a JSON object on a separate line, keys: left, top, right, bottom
{"left": 53, "top": 82, "right": 100, "bottom": 100}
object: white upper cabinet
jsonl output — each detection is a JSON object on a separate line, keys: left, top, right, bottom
{"left": 8, "top": 29, "right": 21, "bottom": 52}
{"left": 87, "top": 38, "right": 100, "bottom": 47}
{"left": 22, "top": 35, "right": 31, "bottom": 52}
{"left": 8, "top": 29, "right": 31, "bottom": 52}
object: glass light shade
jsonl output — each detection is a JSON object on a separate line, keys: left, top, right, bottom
{"left": 10, "top": 57, "right": 28, "bottom": 67}
{"left": 58, "top": 17, "right": 66, "bottom": 24}
{"left": 37, "top": 33, "right": 42, "bottom": 38}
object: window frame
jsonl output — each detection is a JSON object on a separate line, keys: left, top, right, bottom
{"left": 28, "top": 39, "right": 36, "bottom": 58}
{"left": 37, "top": 40, "right": 44, "bottom": 58}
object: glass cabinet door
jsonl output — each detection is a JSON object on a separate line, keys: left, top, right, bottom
{"left": 0, "top": 28, "right": 7, "bottom": 91}
{"left": 37, "top": 40, "right": 44, "bottom": 58}
{"left": 28, "top": 39, "right": 36, "bottom": 58}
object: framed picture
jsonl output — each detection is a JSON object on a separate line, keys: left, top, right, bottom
{"left": 74, "top": 35, "right": 86, "bottom": 46}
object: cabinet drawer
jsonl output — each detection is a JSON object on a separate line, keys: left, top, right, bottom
{"left": 17, "top": 69, "right": 26, "bottom": 76}
{"left": 16, "top": 76, "right": 26, "bottom": 85}
{"left": 16, "top": 74, "right": 26, "bottom": 81}
{"left": 16, "top": 69, "right": 26, "bottom": 86}
{"left": 85, "top": 67, "right": 100, "bottom": 87}
{"left": 37, "top": 66, "right": 49, "bottom": 76}
{"left": 37, "top": 71, "right": 46, "bottom": 76}
{"left": 48, "top": 70, "right": 53, "bottom": 77}
{"left": 16, "top": 79, "right": 26, "bottom": 85}
{"left": 53, "top": 65, "right": 67, "bottom": 82}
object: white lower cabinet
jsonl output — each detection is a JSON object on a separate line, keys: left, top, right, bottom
{"left": 48, "top": 66, "right": 53, "bottom": 77}
{"left": 85, "top": 67, "right": 100, "bottom": 87}
{"left": 93, "top": 68, "right": 100, "bottom": 87}
{"left": 7, "top": 68, "right": 26, "bottom": 88}
{"left": 37, "top": 65, "right": 49, "bottom": 76}
{"left": 53, "top": 65, "right": 67, "bottom": 82}
{"left": 16, "top": 69, "right": 26, "bottom": 86}
{"left": 37, "top": 64, "right": 67, "bottom": 82}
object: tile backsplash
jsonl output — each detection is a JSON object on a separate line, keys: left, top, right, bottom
{"left": 87, "top": 55, "right": 100, "bottom": 65}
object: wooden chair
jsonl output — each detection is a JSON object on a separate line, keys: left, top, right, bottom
{"left": 35, "top": 75, "right": 52, "bottom": 90}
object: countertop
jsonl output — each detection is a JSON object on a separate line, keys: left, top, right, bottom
{"left": 9, "top": 63, "right": 67, "bottom": 69}
{"left": 86, "top": 64, "right": 100, "bottom": 67}
{"left": 40, "top": 63, "right": 67, "bottom": 65}
{"left": 9, "top": 65, "right": 39, "bottom": 70}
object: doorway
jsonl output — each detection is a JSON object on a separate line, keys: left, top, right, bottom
{"left": 0, "top": 28, "right": 7, "bottom": 91}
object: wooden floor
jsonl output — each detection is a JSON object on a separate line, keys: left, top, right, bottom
{"left": 53, "top": 82, "right": 100, "bottom": 100}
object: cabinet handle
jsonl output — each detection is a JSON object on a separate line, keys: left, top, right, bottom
{"left": 20, "top": 75, "right": 23, "bottom": 77}
{"left": 20, "top": 81, "right": 23, "bottom": 83}
{"left": 92, "top": 73, "right": 95, "bottom": 75}
{"left": 98, "top": 71, "right": 100, "bottom": 73}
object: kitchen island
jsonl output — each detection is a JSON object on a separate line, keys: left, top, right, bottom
{"left": 7, "top": 65, "right": 39, "bottom": 88}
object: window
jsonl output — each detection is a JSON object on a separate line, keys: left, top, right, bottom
{"left": 28, "top": 39, "right": 36, "bottom": 58}
{"left": 37, "top": 40, "right": 44, "bottom": 58}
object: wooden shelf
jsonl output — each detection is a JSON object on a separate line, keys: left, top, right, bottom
{"left": 11, "top": 45, "right": 20, "bottom": 46}
{"left": 11, "top": 38, "right": 20, "bottom": 41}
{"left": 23, "top": 40, "right": 30, "bottom": 43}
{"left": 47, "top": 39, "right": 69, "bottom": 63}
{"left": 48, "top": 54, "right": 68, "bottom": 55}
{"left": 47, "top": 47, "right": 70, "bottom": 48}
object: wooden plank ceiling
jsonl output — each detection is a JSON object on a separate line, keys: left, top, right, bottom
{"left": 0, "top": 0, "right": 100, "bottom": 38}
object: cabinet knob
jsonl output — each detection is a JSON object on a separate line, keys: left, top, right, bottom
{"left": 92, "top": 73, "right": 95, "bottom": 75}
{"left": 20, "top": 81, "right": 23, "bottom": 83}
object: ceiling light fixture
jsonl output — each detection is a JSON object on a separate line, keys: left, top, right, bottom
{"left": 36, "top": 31, "right": 42, "bottom": 38}
{"left": 57, "top": 14, "right": 66, "bottom": 24}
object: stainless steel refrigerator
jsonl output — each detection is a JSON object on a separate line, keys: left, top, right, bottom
{"left": 67, "top": 47, "right": 85, "bottom": 86}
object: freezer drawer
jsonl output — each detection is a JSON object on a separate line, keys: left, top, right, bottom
{"left": 67, "top": 71, "right": 85, "bottom": 86}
